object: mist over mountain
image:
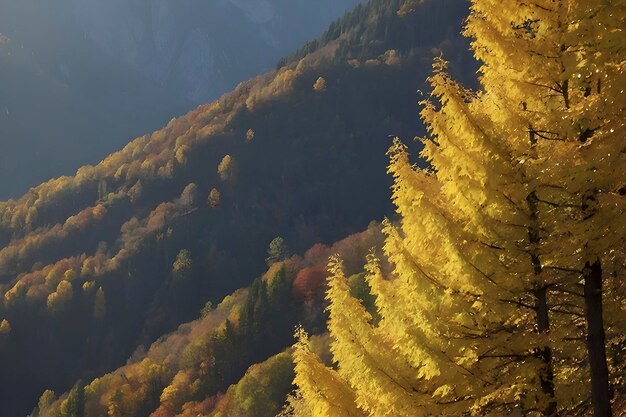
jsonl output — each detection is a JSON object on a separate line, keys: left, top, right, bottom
{"left": 0, "top": 0, "right": 362, "bottom": 199}
{"left": 68, "top": 0, "right": 365, "bottom": 102}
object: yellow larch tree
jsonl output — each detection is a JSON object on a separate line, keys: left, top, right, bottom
{"left": 287, "top": 1, "right": 625, "bottom": 417}
{"left": 464, "top": 0, "right": 626, "bottom": 414}
{"left": 286, "top": 326, "right": 365, "bottom": 417}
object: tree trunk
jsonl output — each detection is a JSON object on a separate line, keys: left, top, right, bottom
{"left": 527, "top": 190, "right": 558, "bottom": 416}
{"left": 534, "top": 286, "right": 558, "bottom": 417}
{"left": 583, "top": 259, "right": 612, "bottom": 417}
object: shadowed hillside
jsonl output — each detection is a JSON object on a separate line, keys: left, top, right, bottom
{"left": 0, "top": 1, "right": 476, "bottom": 415}
{"left": 0, "top": 0, "right": 364, "bottom": 198}
{"left": 29, "top": 225, "right": 384, "bottom": 417}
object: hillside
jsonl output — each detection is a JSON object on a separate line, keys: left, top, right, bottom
{"left": 0, "top": 0, "right": 476, "bottom": 415}
{"left": 64, "top": 0, "right": 366, "bottom": 102}
{"left": 0, "top": 30, "right": 191, "bottom": 199}
{"left": 0, "top": 0, "right": 362, "bottom": 198}
{"left": 29, "top": 226, "right": 384, "bottom": 417}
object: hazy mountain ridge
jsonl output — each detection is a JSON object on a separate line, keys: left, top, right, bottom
{"left": 0, "top": 0, "right": 363, "bottom": 198}
{"left": 0, "top": 25, "right": 192, "bottom": 199}
{"left": 16, "top": 0, "right": 365, "bottom": 103}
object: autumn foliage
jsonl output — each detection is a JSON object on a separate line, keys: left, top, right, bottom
{"left": 288, "top": 1, "right": 626, "bottom": 416}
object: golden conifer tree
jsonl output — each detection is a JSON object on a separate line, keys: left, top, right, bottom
{"left": 288, "top": 327, "right": 364, "bottom": 417}
{"left": 463, "top": 1, "right": 626, "bottom": 414}
{"left": 287, "top": 1, "right": 625, "bottom": 416}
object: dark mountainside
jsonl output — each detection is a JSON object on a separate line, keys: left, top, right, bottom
{"left": 32, "top": 224, "right": 387, "bottom": 417}
{"left": 0, "top": 0, "right": 362, "bottom": 199}
{"left": 0, "top": 1, "right": 476, "bottom": 415}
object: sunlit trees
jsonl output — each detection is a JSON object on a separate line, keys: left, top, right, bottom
{"left": 176, "top": 144, "right": 191, "bottom": 166}
{"left": 217, "top": 155, "right": 237, "bottom": 183}
{"left": 128, "top": 180, "right": 143, "bottom": 204}
{"left": 107, "top": 388, "right": 127, "bottom": 417}
{"left": 292, "top": 263, "right": 328, "bottom": 306}
{"left": 210, "top": 352, "right": 295, "bottom": 417}
{"left": 47, "top": 280, "right": 74, "bottom": 312}
{"left": 173, "top": 249, "right": 193, "bottom": 282}
{"left": 246, "top": 129, "right": 255, "bottom": 143}
{"left": 208, "top": 188, "right": 221, "bottom": 208}
{"left": 200, "top": 301, "right": 214, "bottom": 318}
{"left": 0, "top": 319, "right": 11, "bottom": 335}
{"left": 0, "top": 2, "right": 481, "bottom": 415}
{"left": 289, "top": 1, "right": 626, "bottom": 416}
{"left": 179, "top": 183, "right": 198, "bottom": 209}
{"left": 313, "top": 77, "right": 327, "bottom": 92}
{"left": 462, "top": 0, "right": 626, "bottom": 414}
{"left": 29, "top": 390, "right": 56, "bottom": 417}
{"left": 288, "top": 327, "right": 364, "bottom": 417}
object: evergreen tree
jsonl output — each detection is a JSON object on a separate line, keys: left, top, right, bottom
{"left": 172, "top": 249, "right": 193, "bottom": 281}
{"left": 266, "top": 237, "right": 289, "bottom": 266}
{"left": 60, "top": 381, "right": 85, "bottom": 417}
{"left": 107, "top": 388, "right": 126, "bottom": 417}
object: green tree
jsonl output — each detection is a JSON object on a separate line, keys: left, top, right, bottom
{"left": 107, "top": 388, "right": 126, "bottom": 417}
{"left": 60, "top": 381, "right": 84, "bottom": 417}
{"left": 28, "top": 389, "right": 56, "bottom": 417}
{"left": 266, "top": 237, "right": 288, "bottom": 266}
{"left": 172, "top": 249, "right": 193, "bottom": 281}
{"left": 200, "top": 300, "right": 214, "bottom": 318}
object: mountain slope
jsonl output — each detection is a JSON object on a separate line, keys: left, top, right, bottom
{"left": 0, "top": 0, "right": 363, "bottom": 198}
{"left": 65, "top": 0, "right": 366, "bottom": 102}
{"left": 30, "top": 225, "right": 383, "bottom": 417}
{"left": 0, "top": 0, "right": 475, "bottom": 415}
{"left": 0, "top": 30, "right": 192, "bottom": 199}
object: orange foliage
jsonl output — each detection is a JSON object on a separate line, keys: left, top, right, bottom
{"left": 177, "top": 395, "right": 223, "bottom": 417}
{"left": 0, "top": 203, "right": 109, "bottom": 277}
{"left": 149, "top": 407, "right": 175, "bottom": 417}
{"left": 293, "top": 263, "right": 329, "bottom": 306}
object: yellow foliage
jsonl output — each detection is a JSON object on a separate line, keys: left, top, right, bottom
{"left": 0, "top": 319, "right": 11, "bottom": 335}
{"left": 245, "top": 128, "right": 255, "bottom": 142}
{"left": 217, "top": 155, "right": 237, "bottom": 183}
{"left": 175, "top": 145, "right": 190, "bottom": 166}
{"left": 160, "top": 370, "right": 191, "bottom": 412}
{"left": 64, "top": 269, "right": 77, "bottom": 282}
{"left": 246, "top": 68, "right": 297, "bottom": 111}
{"left": 47, "top": 280, "right": 73, "bottom": 311}
{"left": 290, "top": 1, "right": 626, "bottom": 416}
{"left": 290, "top": 327, "right": 365, "bottom": 417}
{"left": 313, "top": 77, "right": 327, "bottom": 92}
{"left": 208, "top": 188, "right": 221, "bottom": 208}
